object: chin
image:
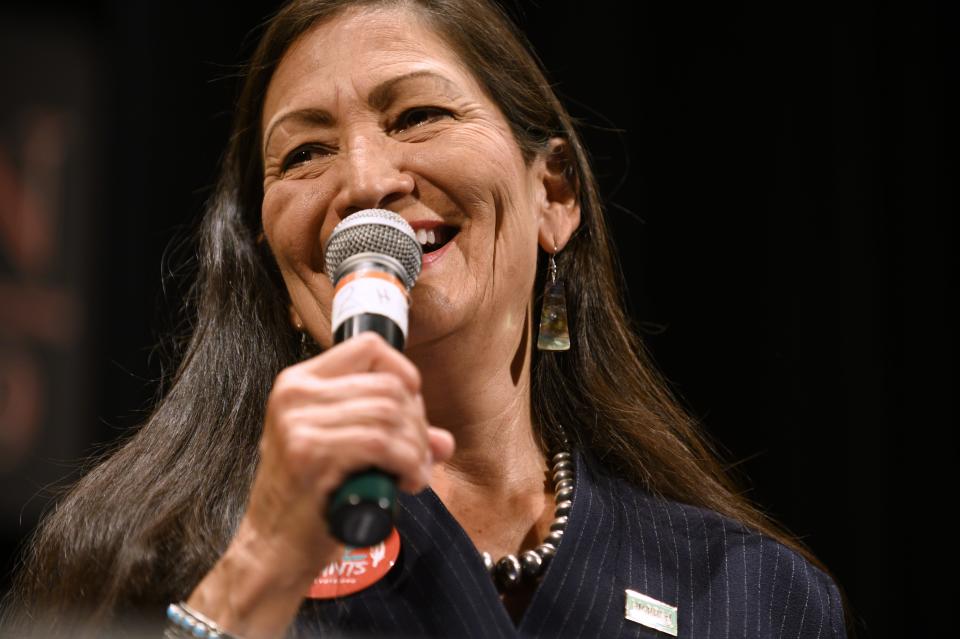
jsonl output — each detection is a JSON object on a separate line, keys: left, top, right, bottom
{"left": 405, "top": 313, "right": 460, "bottom": 353}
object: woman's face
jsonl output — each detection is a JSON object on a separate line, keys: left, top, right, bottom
{"left": 261, "top": 5, "right": 571, "bottom": 353}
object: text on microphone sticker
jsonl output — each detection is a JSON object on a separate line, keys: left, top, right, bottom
{"left": 332, "top": 270, "right": 409, "bottom": 337}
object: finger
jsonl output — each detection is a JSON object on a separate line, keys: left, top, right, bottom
{"left": 290, "top": 397, "right": 413, "bottom": 435}
{"left": 298, "top": 426, "right": 431, "bottom": 495}
{"left": 406, "top": 392, "right": 430, "bottom": 450}
{"left": 299, "top": 333, "right": 420, "bottom": 393}
{"left": 278, "top": 372, "right": 410, "bottom": 406}
{"left": 427, "top": 427, "right": 456, "bottom": 464}
{"left": 282, "top": 396, "right": 431, "bottom": 465}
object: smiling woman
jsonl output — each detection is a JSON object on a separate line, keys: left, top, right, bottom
{"left": 2, "top": 1, "right": 848, "bottom": 638}
{"left": 258, "top": 8, "right": 573, "bottom": 367}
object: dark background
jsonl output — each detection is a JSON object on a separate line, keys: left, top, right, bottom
{"left": 1, "top": 1, "right": 953, "bottom": 637}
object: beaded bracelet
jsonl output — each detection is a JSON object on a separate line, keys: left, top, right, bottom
{"left": 166, "top": 602, "right": 239, "bottom": 639}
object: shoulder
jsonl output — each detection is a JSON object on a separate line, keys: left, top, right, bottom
{"left": 576, "top": 451, "right": 847, "bottom": 637}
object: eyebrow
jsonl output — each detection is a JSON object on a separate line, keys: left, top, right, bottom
{"left": 262, "top": 70, "right": 461, "bottom": 154}
{"left": 262, "top": 108, "right": 335, "bottom": 153}
{"left": 367, "top": 69, "right": 460, "bottom": 111}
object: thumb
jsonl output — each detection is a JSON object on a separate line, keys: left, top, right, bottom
{"left": 427, "top": 427, "right": 456, "bottom": 464}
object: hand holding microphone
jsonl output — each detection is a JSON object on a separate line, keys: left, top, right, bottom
{"left": 193, "top": 329, "right": 453, "bottom": 638}
{"left": 321, "top": 209, "right": 431, "bottom": 545}
{"left": 218, "top": 210, "right": 452, "bottom": 594}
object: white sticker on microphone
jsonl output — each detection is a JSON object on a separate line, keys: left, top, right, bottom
{"left": 332, "top": 271, "right": 409, "bottom": 337}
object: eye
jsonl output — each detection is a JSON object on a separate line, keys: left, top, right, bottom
{"left": 393, "top": 106, "right": 453, "bottom": 133}
{"left": 281, "top": 144, "right": 333, "bottom": 173}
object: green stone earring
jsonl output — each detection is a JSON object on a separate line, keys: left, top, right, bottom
{"left": 537, "top": 250, "right": 571, "bottom": 351}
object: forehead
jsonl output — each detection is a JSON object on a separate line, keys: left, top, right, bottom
{"left": 262, "top": 5, "right": 479, "bottom": 126}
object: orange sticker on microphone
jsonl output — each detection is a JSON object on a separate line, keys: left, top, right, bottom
{"left": 307, "top": 527, "right": 401, "bottom": 599}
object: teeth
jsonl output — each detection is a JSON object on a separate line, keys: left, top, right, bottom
{"left": 414, "top": 226, "right": 454, "bottom": 249}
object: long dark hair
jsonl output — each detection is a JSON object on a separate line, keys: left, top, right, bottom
{"left": 4, "top": 0, "right": 844, "bottom": 635}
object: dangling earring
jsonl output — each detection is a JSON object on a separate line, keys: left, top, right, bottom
{"left": 537, "top": 249, "right": 571, "bottom": 351}
{"left": 296, "top": 323, "right": 318, "bottom": 360}
{"left": 299, "top": 331, "right": 311, "bottom": 360}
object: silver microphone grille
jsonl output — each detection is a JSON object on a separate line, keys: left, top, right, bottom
{"left": 324, "top": 209, "right": 423, "bottom": 290}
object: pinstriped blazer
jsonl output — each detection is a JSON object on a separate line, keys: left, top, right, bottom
{"left": 296, "top": 447, "right": 846, "bottom": 638}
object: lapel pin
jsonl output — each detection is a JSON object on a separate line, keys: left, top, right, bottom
{"left": 624, "top": 588, "right": 678, "bottom": 636}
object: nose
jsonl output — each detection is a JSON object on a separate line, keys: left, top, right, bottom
{"left": 331, "top": 133, "right": 415, "bottom": 219}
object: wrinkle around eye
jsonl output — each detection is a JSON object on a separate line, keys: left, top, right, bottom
{"left": 391, "top": 106, "right": 455, "bottom": 134}
{"left": 279, "top": 144, "right": 336, "bottom": 179}
{"left": 391, "top": 117, "right": 458, "bottom": 146}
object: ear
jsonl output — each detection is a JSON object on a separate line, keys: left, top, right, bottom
{"left": 534, "top": 137, "right": 581, "bottom": 253}
{"left": 289, "top": 305, "right": 304, "bottom": 331}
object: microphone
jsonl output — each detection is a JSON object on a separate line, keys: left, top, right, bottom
{"left": 323, "top": 209, "right": 423, "bottom": 546}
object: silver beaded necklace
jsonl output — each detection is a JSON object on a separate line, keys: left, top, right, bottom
{"left": 481, "top": 449, "right": 575, "bottom": 591}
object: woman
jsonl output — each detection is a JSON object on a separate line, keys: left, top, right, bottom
{"left": 4, "top": 0, "right": 848, "bottom": 637}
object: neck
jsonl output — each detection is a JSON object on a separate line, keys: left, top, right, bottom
{"left": 428, "top": 389, "right": 546, "bottom": 497}
{"left": 406, "top": 307, "right": 549, "bottom": 499}
{"left": 405, "top": 307, "right": 559, "bottom": 560}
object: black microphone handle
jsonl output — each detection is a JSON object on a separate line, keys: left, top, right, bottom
{"left": 333, "top": 314, "right": 405, "bottom": 350}
{"left": 326, "top": 313, "right": 405, "bottom": 547}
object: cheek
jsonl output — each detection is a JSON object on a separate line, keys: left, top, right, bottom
{"left": 430, "top": 133, "right": 536, "bottom": 262}
{"left": 262, "top": 181, "right": 338, "bottom": 346}
{"left": 417, "top": 124, "right": 531, "bottom": 215}
{"left": 289, "top": 283, "right": 335, "bottom": 350}
{"left": 262, "top": 180, "right": 332, "bottom": 273}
